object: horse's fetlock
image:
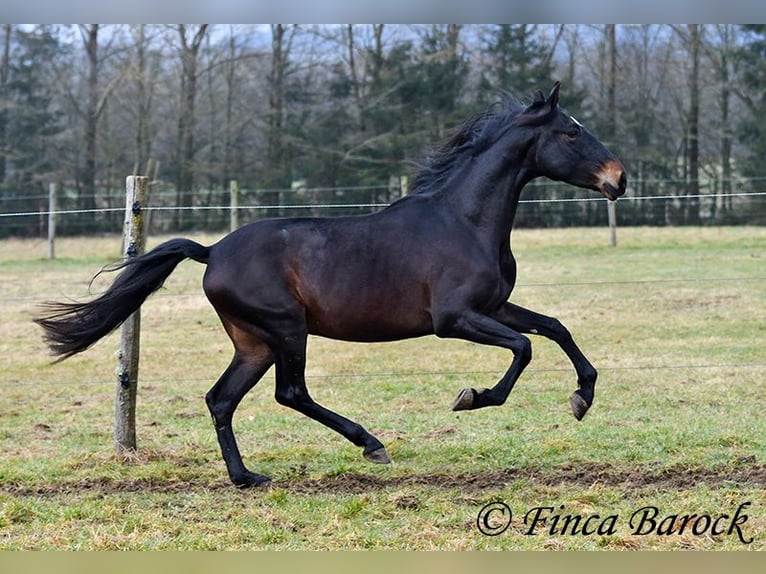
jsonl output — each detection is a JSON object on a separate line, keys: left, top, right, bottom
{"left": 582, "top": 365, "right": 598, "bottom": 386}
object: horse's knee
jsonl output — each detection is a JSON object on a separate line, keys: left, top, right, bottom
{"left": 205, "top": 392, "right": 234, "bottom": 426}
{"left": 516, "top": 336, "right": 532, "bottom": 365}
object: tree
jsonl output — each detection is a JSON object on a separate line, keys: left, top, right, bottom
{"left": 265, "top": 24, "right": 297, "bottom": 192}
{"left": 297, "top": 25, "right": 409, "bottom": 193}
{"left": 416, "top": 25, "right": 469, "bottom": 138}
{"left": 606, "top": 25, "right": 617, "bottom": 135}
{"left": 173, "top": 24, "right": 209, "bottom": 229}
{"left": 74, "top": 25, "right": 124, "bottom": 212}
{"left": 0, "top": 25, "right": 64, "bottom": 238}
{"left": 3, "top": 26, "right": 63, "bottom": 189}
{"left": 128, "top": 24, "right": 161, "bottom": 176}
{"left": 3, "top": 24, "right": 765, "bottom": 236}
{"left": 478, "top": 25, "right": 557, "bottom": 102}
{"left": 356, "top": 33, "right": 422, "bottom": 184}
{"left": 577, "top": 25, "right": 625, "bottom": 154}
{"left": 558, "top": 25, "right": 591, "bottom": 120}
{"left": 81, "top": 24, "right": 100, "bottom": 212}
{"left": 0, "top": 25, "right": 11, "bottom": 184}
{"left": 673, "top": 24, "right": 701, "bottom": 224}
{"left": 701, "top": 25, "right": 741, "bottom": 218}
{"left": 734, "top": 25, "right": 766, "bottom": 180}
{"left": 221, "top": 26, "right": 245, "bottom": 188}
{"left": 618, "top": 27, "right": 682, "bottom": 222}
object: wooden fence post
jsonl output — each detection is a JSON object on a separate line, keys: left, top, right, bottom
{"left": 115, "top": 176, "right": 149, "bottom": 453}
{"left": 230, "top": 179, "right": 239, "bottom": 232}
{"left": 48, "top": 182, "right": 56, "bottom": 260}
{"left": 607, "top": 200, "right": 617, "bottom": 247}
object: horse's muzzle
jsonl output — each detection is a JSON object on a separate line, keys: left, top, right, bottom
{"left": 597, "top": 161, "right": 627, "bottom": 201}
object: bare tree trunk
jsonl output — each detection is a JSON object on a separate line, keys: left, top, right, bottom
{"left": 174, "top": 24, "right": 208, "bottom": 229}
{"left": 447, "top": 24, "right": 461, "bottom": 56}
{"left": 131, "top": 24, "right": 156, "bottom": 175}
{"left": 268, "top": 24, "right": 296, "bottom": 201}
{"left": 564, "top": 26, "right": 579, "bottom": 89}
{"left": 602, "top": 25, "right": 619, "bottom": 225}
{"left": 81, "top": 24, "right": 100, "bottom": 213}
{"left": 346, "top": 25, "right": 364, "bottom": 130}
{"left": 205, "top": 32, "right": 218, "bottom": 203}
{"left": 719, "top": 50, "right": 732, "bottom": 215}
{"left": 687, "top": 24, "right": 700, "bottom": 224}
{"left": 371, "top": 24, "right": 384, "bottom": 86}
{"left": 223, "top": 27, "right": 237, "bottom": 187}
{"left": 606, "top": 25, "right": 617, "bottom": 130}
{"left": 0, "top": 25, "right": 11, "bottom": 184}
{"left": 76, "top": 24, "right": 124, "bottom": 218}
{"left": 268, "top": 24, "right": 285, "bottom": 181}
{"left": 703, "top": 25, "right": 736, "bottom": 218}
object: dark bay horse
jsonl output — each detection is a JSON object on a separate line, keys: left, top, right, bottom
{"left": 36, "top": 83, "right": 626, "bottom": 487}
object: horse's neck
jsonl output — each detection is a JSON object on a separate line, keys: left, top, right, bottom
{"left": 439, "top": 157, "right": 532, "bottom": 248}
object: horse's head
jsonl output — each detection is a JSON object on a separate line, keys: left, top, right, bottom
{"left": 518, "top": 82, "right": 627, "bottom": 201}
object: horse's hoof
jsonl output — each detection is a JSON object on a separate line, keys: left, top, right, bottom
{"left": 233, "top": 472, "right": 272, "bottom": 489}
{"left": 452, "top": 388, "right": 490, "bottom": 411}
{"left": 364, "top": 446, "right": 392, "bottom": 464}
{"left": 569, "top": 391, "right": 590, "bottom": 421}
{"left": 452, "top": 388, "right": 476, "bottom": 411}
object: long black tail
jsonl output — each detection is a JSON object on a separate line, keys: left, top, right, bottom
{"left": 35, "top": 238, "right": 210, "bottom": 361}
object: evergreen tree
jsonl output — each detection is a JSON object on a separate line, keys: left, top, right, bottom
{"left": 355, "top": 39, "right": 422, "bottom": 185}
{"left": 416, "top": 25, "right": 469, "bottom": 136}
{"left": 478, "top": 25, "right": 554, "bottom": 102}
{"left": 735, "top": 25, "right": 766, "bottom": 180}
{"left": 4, "top": 26, "right": 63, "bottom": 191}
{"left": 477, "top": 25, "right": 589, "bottom": 126}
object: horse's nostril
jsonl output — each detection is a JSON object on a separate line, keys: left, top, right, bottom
{"left": 619, "top": 171, "right": 627, "bottom": 189}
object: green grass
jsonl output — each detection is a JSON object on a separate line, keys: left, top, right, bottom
{"left": 1, "top": 227, "right": 765, "bottom": 549}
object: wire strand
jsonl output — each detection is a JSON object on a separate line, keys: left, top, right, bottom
{"left": 8, "top": 361, "right": 766, "bottom": 388}
{"left": 2, "top": 190, "right": 766, "bottom": 219}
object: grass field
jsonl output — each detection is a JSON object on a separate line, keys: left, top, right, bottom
{"left": 1, "top": 226, "right": 765, "bottom": 550}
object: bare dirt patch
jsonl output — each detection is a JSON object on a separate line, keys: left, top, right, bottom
{"left": 290, "top": 461, "right": 766, "bottom": 495}
{"left": 5, "top": 460, "right": 765, "bottom": 497}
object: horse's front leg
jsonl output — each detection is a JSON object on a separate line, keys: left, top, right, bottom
{"left": 433, "top": 309, "right": 533, "bottom": 411}
{"left": 492, "top": 302, "right": 597, "bottom": 420}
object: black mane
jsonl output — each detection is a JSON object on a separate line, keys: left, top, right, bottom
{"left": 409, "top": 97, "right": 526, "bottom": 195}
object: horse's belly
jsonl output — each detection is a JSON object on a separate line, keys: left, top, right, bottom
{"left": 305, "top": 302, "right": 433, "bottom": 342}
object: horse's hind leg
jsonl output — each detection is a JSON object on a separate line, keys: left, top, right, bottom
{"left": 493, "top": 302, "right": 597, "bottom": 420}
{"left": 272, "top": 322, "right": 391, "bottom": 465}
{"left": 206, "top": 324, "right": 274, "bottom": 487}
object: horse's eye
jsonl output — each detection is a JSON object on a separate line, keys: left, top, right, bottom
{"left": 565, "top": 126, "right": 581, "bottom": 140}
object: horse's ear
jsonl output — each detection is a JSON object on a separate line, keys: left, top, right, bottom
{"left": 521, "top": 83, "right": 560, "bottom": 123}
{"left": 546, "top": 81, "right": 561, "bottom": 109}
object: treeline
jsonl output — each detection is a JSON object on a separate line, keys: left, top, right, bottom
{"left": 1, "top": 24, "right": 766, "bottom": 237}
